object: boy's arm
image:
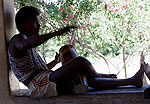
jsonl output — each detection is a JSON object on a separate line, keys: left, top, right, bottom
{"left": 15, "top": 26, "right": 76, "bottom": 51}
{"left": 47, "top": 52, "right": 61, "bottom": 71}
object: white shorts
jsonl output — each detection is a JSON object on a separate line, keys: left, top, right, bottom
{"left": 28, "top": 71, "right": 58, "bottom": 98}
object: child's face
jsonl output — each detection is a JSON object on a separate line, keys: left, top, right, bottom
{"left": 23, "top": 15, "right": 40, "bottom": 36}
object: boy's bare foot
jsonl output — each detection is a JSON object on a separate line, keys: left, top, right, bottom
{"left": 143, "top": 63, "right": 150, "bottom": 80}
{"left": 131, "top": 64, "right": 144, "bottom": 88}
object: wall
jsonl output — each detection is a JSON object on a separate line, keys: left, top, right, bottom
{"left": 0, "top": 0, "right": 11, "bottom": 103}
{"left": 3, "top": 0, "right": 20, "bottom": 92}
{"left": 0, "top": 0, "right": 17, "bottom": 104}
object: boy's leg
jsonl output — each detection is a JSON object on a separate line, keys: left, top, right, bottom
{"left": 49, "top": 56, "right": 99, "bottom": 84}
{"left": 49, "top": 56, "right": 98, "bottom": 94}
{"left": 49, "top": 56, "right": 144, "bottom": 89}
{"left": 88, "top": 64, "right": 144, "bottom": 88}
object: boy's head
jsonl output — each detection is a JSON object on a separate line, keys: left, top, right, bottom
{"left": 15, "top": 6, "right": 40, "bottom": 32}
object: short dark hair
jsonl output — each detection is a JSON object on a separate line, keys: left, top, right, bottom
{"left": 15, "top": 6, "right": 40, "bottom": 32}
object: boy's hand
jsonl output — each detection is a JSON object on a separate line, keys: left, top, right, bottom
{"left": 54, "top": 52, "right": 60, "bottom": 63}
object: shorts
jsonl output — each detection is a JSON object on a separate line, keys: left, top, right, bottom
{"left": 28, "top": 71, "right": 58, "bottom": 98}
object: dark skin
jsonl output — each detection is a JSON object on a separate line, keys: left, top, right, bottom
{"left": 8, "top": 15, "right": 144, "bottom": 94}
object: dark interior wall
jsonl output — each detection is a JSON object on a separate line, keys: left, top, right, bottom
{"left": 0, "top": 0, "right": 11, "bottom": 102}
{"left": 0, "top": 0, "right": 17, "bottom": 104}
{"left": 3, "top": 0, "right": 15, "bottom": 43}
{"left": 3, "top": 0, "right": 20, "bottom": 92}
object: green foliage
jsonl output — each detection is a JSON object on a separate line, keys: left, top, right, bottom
{"left": 14, "top": 0, "right": 150, "bottom": 60}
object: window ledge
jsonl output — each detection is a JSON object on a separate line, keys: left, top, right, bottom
{"left": 11, "top": 85, "right": 150, "bottom": 104}
{"left": 11, "top": 85, "right": 150, "bottom": 97}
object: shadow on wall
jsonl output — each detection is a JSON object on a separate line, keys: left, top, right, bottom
{"left": 4, "top": 0, "right": 15, "bottom": 43}
{"left": 3, "top": 0, "right": 20, "bottom": 94}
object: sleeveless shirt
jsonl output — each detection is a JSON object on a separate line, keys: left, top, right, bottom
{"left": 8, "top": 48, "right": 48, "bottom": 82}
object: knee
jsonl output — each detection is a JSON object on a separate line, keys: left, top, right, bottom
{"left": 75, "top": 56, "right": 91, "bottom": 66}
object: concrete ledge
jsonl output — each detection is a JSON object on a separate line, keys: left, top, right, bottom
{"left": 84, "top": 85, "right": 147, "bottom": 94}
{"left": 11, "top": 85, "right": 150, "bottom": 104}
{"left": 13, "top": 93, "right": 150, "bottom": 104}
